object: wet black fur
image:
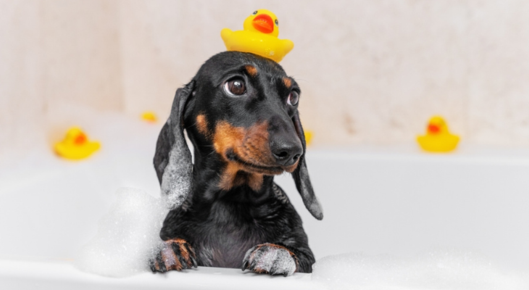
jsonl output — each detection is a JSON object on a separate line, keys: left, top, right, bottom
{"left": 154, "top": 51, "right": 317, "bottom": 273}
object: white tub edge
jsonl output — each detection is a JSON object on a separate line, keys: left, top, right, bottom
{"left": 0, "top": 260, "right": 326, "bottom": 290}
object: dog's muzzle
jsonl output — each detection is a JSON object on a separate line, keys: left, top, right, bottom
{"left": 269, "top": 133, "right": 303, "bottom": 167}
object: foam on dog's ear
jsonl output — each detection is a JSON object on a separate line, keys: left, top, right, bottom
{"left": 153, "top": 81, "right": 195, "bottom": 210}
{"left": 292, "top": 113, "right": 323, "bottom": 220}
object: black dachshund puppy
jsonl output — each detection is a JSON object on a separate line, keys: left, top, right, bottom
{"left": 150, "top": 51, "right": 323, "bottom": 276}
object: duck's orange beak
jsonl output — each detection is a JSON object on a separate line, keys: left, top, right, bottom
{"left": 253, "top": 14, "right": 274, "bottom": 34}
{"left": 427, "top": 124, "right": 440, "bottom": 134}
{"left": 74, "top": 133, "right": 88, "bottom": 145}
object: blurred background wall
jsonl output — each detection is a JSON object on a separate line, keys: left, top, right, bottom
{"left": 2, "top": 0, "right": 529, "bottom": 159}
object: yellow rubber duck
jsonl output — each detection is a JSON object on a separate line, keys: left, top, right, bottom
{"left": 417, "top": 116, "right": 460, "bottom": 153}
{"left": 304, "top": 130, "right": 313, "bottom": 146}
{"left": 221, "top": 9, "right": 294, "bottom": 63}
{"left": 54, "top": 127, "right": 100, "bottom": 160}
{"left": 141, "top": 111, "right": 157, "bottom": 123}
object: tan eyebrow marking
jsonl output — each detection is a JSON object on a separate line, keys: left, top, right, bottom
{"left": 245, "top": 65, "right": 258, "bottom": 77}
{"left": 282, "top": 77, "right": 292, "bottom": 88}
{"left": 196, "top": 114, "right": 210, "bottom": 138}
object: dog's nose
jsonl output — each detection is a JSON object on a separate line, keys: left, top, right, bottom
{"left": 270, "top": 140, "right": 303, "bottom": 167}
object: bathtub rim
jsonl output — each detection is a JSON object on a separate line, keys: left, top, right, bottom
{"left": 0, "top": 259, "right": 323, "bottom": 290}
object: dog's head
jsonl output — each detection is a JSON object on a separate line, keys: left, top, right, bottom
{"left": 155, "top": 51, "right": 323, "bottom": 220}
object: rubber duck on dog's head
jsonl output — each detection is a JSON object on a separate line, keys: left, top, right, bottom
{"left": 243, "top": 9, "right": 280, "bottom": 37}
{"left": 221, "top": 9, "right": 294, "bottom": 62}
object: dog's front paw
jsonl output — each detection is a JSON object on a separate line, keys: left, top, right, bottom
{"left": 242, "top": 243, "right": 298, "bottom": 276}
{"left": 150, "top": 238, "right": 197, "bottom": 273}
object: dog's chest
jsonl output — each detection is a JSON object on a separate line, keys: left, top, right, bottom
{"left": 193, "top": 201, "right": 267, "bottom": 268}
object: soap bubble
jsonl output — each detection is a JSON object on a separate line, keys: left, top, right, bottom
{"left": 75, "top": 187, "right": 168, "bottom": 277}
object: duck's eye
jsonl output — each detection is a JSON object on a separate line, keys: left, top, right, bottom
{"left": 287, "top": 91, "right": 299, "bottom": 106}
{"left": 224, "top": 78, "right": 246, "bottom": 96}
{"left": 252, "top": 10, "right": 258, "bottom": 15}
{"left": 275, "top": 19, "right": 279, "bottom": 26}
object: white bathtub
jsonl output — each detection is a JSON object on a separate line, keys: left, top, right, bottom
{"left": 2, "top": 127, "right": 529, "bottom": 289}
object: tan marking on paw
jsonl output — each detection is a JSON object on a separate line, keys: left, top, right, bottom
{"left": 161, "top": 238, "right": 196, "bottom": 271}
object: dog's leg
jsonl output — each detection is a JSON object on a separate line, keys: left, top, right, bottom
{"left": 150, "top": 238, "right": 197, "bottom": 273}
{"left": 241, "top": 243, "right": 299, "bottom": 276}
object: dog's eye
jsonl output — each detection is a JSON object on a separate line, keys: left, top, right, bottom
{"left": 224, "top": 78, "right": 246, "bottom": 96}
{"left": 287, "top": 91, "right": 299, "bottom": 106}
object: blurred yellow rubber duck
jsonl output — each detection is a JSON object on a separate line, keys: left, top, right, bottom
{"left": 221, "top": 9, "right": 294, "bottom": 62}
{"left": 417, "top": 116, "right": 460, "bottom": 153}
{"left": 54, "top": 127, "right": 100, "bottom": 160}
{"left": 141, "top": 111, "right": 157, "bottom": 123}
{"left": 304, "top": 130, "right": 313, "bottom": 146}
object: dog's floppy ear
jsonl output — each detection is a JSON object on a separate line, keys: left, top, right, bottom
{"left": 292, "top": 113, "right": 323, "bottom": 220}
{"left": 153, "top": 81, "right": 195, "bottom": 210}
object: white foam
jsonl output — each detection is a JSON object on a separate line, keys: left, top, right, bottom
{"left": 75, "top": 187, "right": 168, "bottom": 277}
{"left": 243, "top": 244, "right": 297, "bottom": 276}
{"left": 312, "top": 250, "right": 529, "bottom": 290}
{"left": 160, "top": 125, "right": 194, "bottom": 210}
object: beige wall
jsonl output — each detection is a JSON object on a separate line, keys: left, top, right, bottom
{"left": 0, "top": 0, "right": 122, "bottom": 158}
{"left": 2, "top": 0, "right": 529, "bottom": 159}
{"left": 1, "top": 1, "right": 44, "bottom": 156}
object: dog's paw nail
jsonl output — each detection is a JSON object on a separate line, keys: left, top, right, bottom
{"left": 149, "top": 257, "right": 160, "bottom": 273}
{"left": 190, "top": 254, "right": 198, "bottom": 268}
